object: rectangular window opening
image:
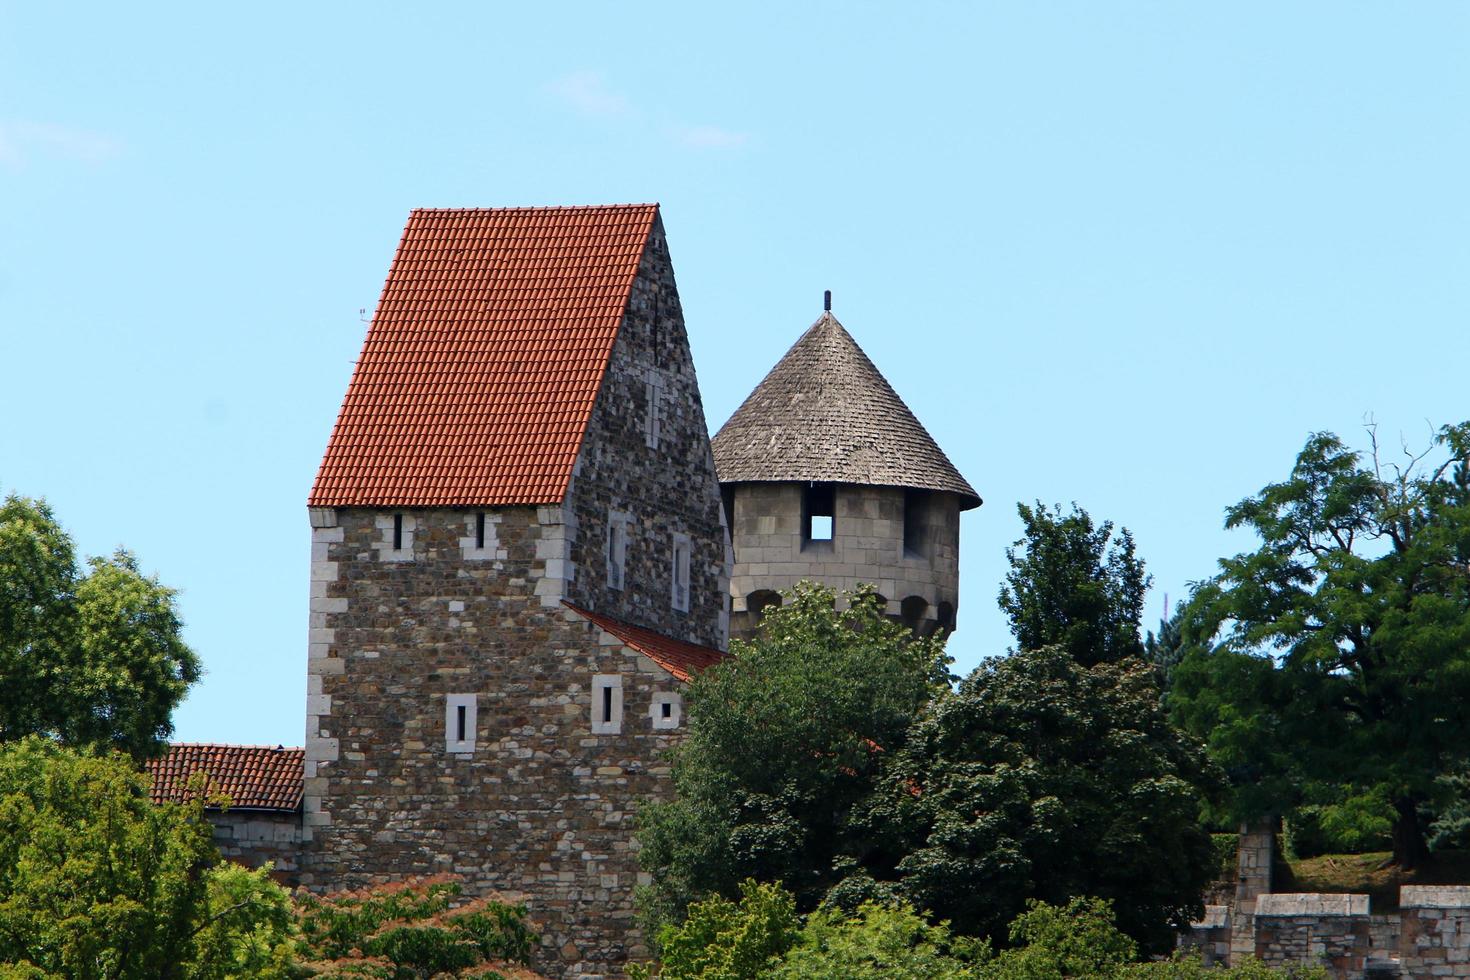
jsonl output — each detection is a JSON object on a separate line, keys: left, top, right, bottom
{"left": 644, "top": 379, "right": 662, "bottom": 449}
{"left": 475, "top": 512, "right": 486, "bottom": 550}
{"left": 445, "top": 694, "right": 477, "bottom": 753}
{"left": 607, "top": 516, "right": 627, "bottom": 590}
{"left": 393, "top": 512, "right": 404, "bottom": 550}
{"left": 602, "top": 685, "right": 614, "bottom": 724}
{"left": 803, "top": 484, "right": 836, "bottom": 542}
{"left": 903, "top": 490, "right": 930, "bottom": 557}
{"left": 672, "top": 534, "right": 691, "bottom": 612}
{"left": 661, "top": 701, "right": 673, "bottom": 719}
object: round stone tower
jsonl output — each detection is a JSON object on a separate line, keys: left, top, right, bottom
{"left": 711, "top": 306, "right": 981, "bottom": 640}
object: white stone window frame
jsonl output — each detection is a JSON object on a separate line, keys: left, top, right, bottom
{"left": 671, "top": 532, "right": 691, "bottom": 612}
{"left": 374, "top": 512, "right": 416, "bottom": 562}
{"left": 644, "top": 370, "right": 664, "bottom": 450}
{"left": 607, "top": 511, "right": 629, "bottom": 590}
{"left": 459, "top": 510, "right": 507, "bottom": 561}
{"left": 591, "top": 674, "right": 624, "bottom": 735}
{"left": 445, "top": 693, "right": 478, "bottom": 755}
{"left": 650, "top": 691, "right": 682, "bottom": 731}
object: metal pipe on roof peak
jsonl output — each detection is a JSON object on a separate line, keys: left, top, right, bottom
{"left": 823, "top": 289, "right": 832, "bottom": 312}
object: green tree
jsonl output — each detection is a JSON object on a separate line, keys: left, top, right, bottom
{"left": 1170, "top": 424, "right": 1470, "bottom": 868}
{"left": 999, "top": 503, "right": 1151, "bottom": 667}
{"left": 637, "top": 583, "right": 951, "bottom": 930}
{"left": 0, "top": 494, "right": 200, "bottom": 756}
{"left": 868, "top": 647, "right": 1223, "bottom": 954}
{"left": 0, "top": 737, "right": 295, "bottom": 979}
{"left": 773, "top": 901, "right": 985, "bottom": 980}
{"left": 629, "top": 879, "right": 799, "bottom": 980}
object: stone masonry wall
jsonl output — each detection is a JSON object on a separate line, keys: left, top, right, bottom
{"left": 301, "top": 506, "right": 696, "bottom": 979}
{"left": 1401, "top": 885, "right": 1470, "bottom": 977}
{"left": 727, "top": 482, "right": 960, "bottom": 639}
{"left": 563, "top": 213, "right": 729, "bottom": 650}
{"left": 1254, "top": 894, "right": 1370, "bottom": 976}
{"left": 207, "top": 809, "right": 303, "bottom": 883}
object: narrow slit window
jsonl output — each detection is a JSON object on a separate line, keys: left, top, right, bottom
{"left": 661, "top": 701, "right": 673, "bottom": 719}
{"left": 393, "top": 513, "right": 404, "bottom": 550}
{"left": 607, "top": 515, "right": 627, "bottom": 590}
{"left": 475, "top": 511, "right": 486, "bottom": 550}
{"left": 671, "top": 533, "right": 691, "bottom": 612}
{"left": 803, "top": 484, "right": 836, "bottom": 542}
{"left": 591, "top": 674, "right": 623, "bottom": 734}
{"left": 444, "top": 694, "right": 477, "bottom": 753}
{"left": 644, "top": 379, "right": 663, "bottom": 449}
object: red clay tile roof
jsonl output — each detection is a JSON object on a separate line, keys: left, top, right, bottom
{"left": 564, "top": 602, "right": 727, "bottom": 682}
{"left": 145, "top": 743, "right": 304, "bottom": 812}
{"left": 310, "top": 204, "right": 660, "bottom": 508}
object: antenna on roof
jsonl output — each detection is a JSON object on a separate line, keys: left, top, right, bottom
{"left": 823, "top": 289, "right": 832, "bottom": 312}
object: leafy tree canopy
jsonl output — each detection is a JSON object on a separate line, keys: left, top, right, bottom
{"left": 867, "top": 646, "right": 1223, "bottom": 954}
{"left": 1170, "top": 424, "right": 1470, "bottom": 867}
{"left": 999, "top": 503, "right": 1150, "bottom": 667}
{"left": 636, "top": 583, "right": 951, "bottom": 930}
{"left": 0, "top": 737, "right": 295, "bottom": 979}
{"left": 0, "top": 494, "right": 199, "bottom": 756}
{"left": 633, "top": 881, "right": 1319, "bottom": 980}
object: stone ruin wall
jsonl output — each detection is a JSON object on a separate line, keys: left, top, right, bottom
{"left": 1186, "top": 827, "right": 1470, "bottom": 978}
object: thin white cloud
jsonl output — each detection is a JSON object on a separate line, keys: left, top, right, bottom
{"left": 678, "top": 125, "right": 749, "bottom": 150}
{"left": 0, "top": 120, "right": 120, "bottom": 168}
{"left": 546, "top": 71, "right": 631, "bottom": 118}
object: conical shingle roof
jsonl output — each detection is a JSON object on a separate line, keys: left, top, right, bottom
{"left": 712, "top": 312, "right": 980, "bottom": 509}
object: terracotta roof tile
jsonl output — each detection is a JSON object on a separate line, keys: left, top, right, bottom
{"left": 563, "top": 602, "right": 727, "bottom": 682}
{"left": 310, "top": 204, "right": 660, "bottom": 508}
{"left": 145, "top": 743, "right": 304, "bottom": 812}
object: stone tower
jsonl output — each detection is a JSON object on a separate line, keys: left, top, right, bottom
{"left": 300, "top": 204, "right": 729, "bottom": 978}
{"left": 711, "top": 308, "right": 980, "bottom": 639}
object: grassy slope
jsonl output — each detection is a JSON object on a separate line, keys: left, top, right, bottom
{"left": 1281, "top": 850, "right": 1470, "bottom": 912}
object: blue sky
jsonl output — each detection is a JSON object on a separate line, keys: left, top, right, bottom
{"left": 2, "top": 2, "right": 1466, "bottom": 746}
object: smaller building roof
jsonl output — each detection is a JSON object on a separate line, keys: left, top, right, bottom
{"left": 711, "top": 312, "right": 980, "bottom": 508}
{"left": 146, "top": 743, "right": 304, "bottom": 812}
{"left": 564, "top": 602, "right": 727, "bottom": 681}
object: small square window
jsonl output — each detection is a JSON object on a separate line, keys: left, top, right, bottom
{"left": 803, "top": 484, "right": 835, "bottom": 543}
{"left": 651, "top": 692, "right": 682, "bottom": 731}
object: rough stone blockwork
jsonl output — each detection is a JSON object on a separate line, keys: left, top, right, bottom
{"left": 301, "top": 507, "right": 695, "bottom": 977}
{"left": 1401, "top": 886, "right": 1470, "bottom": 978}
{"left": 561, "top": 216, "right": 729, "bottom": 648}
{"left": 208, "top": 811, "right": 303, "bottom": 881}
{"left": 1254, "top": 894, "right": 1371, "bottom": 976}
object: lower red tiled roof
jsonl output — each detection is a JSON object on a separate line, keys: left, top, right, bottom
{"left": 146, "top": 743, "right": 304, "bottom": 812}
{"left": 563, "top": 602, "right": 727, "bottom": 682}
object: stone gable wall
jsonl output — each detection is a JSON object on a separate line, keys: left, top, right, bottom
{"left": 563, "top": 215, "right": 730, "bottom": 650}
{"left": 301, "top": 505, "right": 693, "bottom": 978}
